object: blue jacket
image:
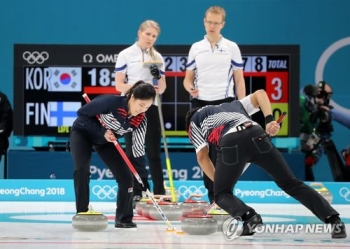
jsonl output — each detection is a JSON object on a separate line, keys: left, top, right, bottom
{"left": 73, "top": 95, "right": 147, "bottom": 158}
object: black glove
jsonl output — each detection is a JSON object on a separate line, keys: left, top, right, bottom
{"left": 149, "top": 65, "right": 161, "bottom": 80}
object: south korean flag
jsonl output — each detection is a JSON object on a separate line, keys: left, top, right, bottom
{"left": 48, "top": 67, "right": 82, "bottom": 92}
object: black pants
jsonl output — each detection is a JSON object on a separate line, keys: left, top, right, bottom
{"left": 70, "top": 127, "right": 134, "bottom": 223}
{"left": 214, "top": 125, "right": 339, "bottom": 222}
{"left": 124, "top": 105, "right": 165, "bottom": 195}
{"left": 0, "top": 137, "right": 9, "bottom": 163}
{"left": 191, "top": 97, "right": 234, "bottom": 203}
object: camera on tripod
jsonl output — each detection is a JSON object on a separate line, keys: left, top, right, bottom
{"left": 301, "top": 81, "right": 348, "bottom": 181}
{"left": 306, "top": 81, "right": 334, "bottom": 136}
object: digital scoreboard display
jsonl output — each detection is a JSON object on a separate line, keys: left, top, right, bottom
{"left": 242, "top": 52, "right": 292, "bottom": 136}
{"left": 14, "top": 44, "right": 299, "bottom": 138}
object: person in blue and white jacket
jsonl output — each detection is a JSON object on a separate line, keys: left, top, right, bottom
{"left": 185, "top": 89, "right": 346, "bottom": 239}
{"left": 70, "top": 81, "right": 155, "bottom": 229}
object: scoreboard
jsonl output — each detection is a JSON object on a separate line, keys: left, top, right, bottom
{"left": 14, "top": 44, "right": 299, "bottom": 140}
{"left": 242, "top": 50, "right": 294, "bottom": 136}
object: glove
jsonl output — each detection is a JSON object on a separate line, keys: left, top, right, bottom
{"left": 141, "top": 178, "right": 150, "bottom": 191}
{"left": 149, "top": 65, "right": 161, "bottom": 80}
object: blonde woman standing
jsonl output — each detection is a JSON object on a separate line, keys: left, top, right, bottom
{"left": 115, "top": 20, "right": 167, "bottom": 207}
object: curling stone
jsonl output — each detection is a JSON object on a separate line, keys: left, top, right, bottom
{"left": 181, "top": 194, "right": 210, "bottom": 217}
{"left": 72, "top": 206, "right": 108, "bottom": 232}
{"left": 135, "top": 197, "right": 150, "bottom": 216}
{"left": 181, "top": 214, "right": 217, "bottom": 235}
{"left": 164, "top": 181, "right": 180, "bottom": 202}
{"left": 141, "top": 199, "right": 155, "bottom": 219}
{"left": 141, "top": 195, "right": 164, "bottom": 218}
{"left": 137, "top": 195, "right": 162, "bottom": 217}
{"left": 148, "top": 196, "right": 182, "bottom": 221}
{"left": 208, "top": 208, "right": 231, "bottom": 232}
{"left": 310, "top": 182, "right": 333, "bottom": 204}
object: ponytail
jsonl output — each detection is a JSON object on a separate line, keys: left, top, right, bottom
{"left": 125, "top": 80, "right": 156, "bottom": 101}
{"left": 149, "top": 47, "right": 157, "bottom": 61}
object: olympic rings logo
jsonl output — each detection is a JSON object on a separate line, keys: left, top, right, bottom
{"left": 92, "top": 185, "right": 118, "bottom": 200}
{"left": 177, "top": 185, "right": 208, "bottom": 199}
{"left": 339, "top": 187, "right": 350, "bottom": 202}
{"left": 22, "top": 51, "right": 49, "bottom": 64}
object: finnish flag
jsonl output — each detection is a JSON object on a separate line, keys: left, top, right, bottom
{"left": 48, "top": 102, "right": 81, "bottom": 127}
{"left": 48, "top": 67, "right": 82, "bottom": 92}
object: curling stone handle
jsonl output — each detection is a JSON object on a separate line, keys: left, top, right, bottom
{"left": 310, "top": 182, "right": 324, "bottom": 187}
{"left": 153, "top": 194, "right": 163, "bottom": 198}
{"left": 200, "top": 202, "right": 219, "bottom": 215}
{"left": 159, "top": 195, "right": 173, "bottom": 202}
{"left": 190, "top": 207, "right": 207, "bottom": 214}
{"left": 188, "top": 194, "right": 203, "bottom": 199}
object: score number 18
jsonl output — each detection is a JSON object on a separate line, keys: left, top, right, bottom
{"left": 87, "top": 68, "right": 115, "bottom": 86}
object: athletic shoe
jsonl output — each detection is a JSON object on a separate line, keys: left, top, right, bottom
{"left": 332, "top": 221, "right": 347, "bottom": 238}
{"left": 240, "top": 214, "right": 263, "bottom": 236}
{"left": 115, "top": 221, "right": 137, "bottom": 229}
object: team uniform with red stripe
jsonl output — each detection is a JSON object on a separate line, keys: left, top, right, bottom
{"left": 187, "top": 96, "right": 340, "bottom": 229}
{"left": 113, "top": 42, "right": 167, "bottom": 196}
{"left": 70, "top": 94, "right": 148, "bottom": 224}
{"left": 188, "top": 95, "right": 259, "bottom": 152}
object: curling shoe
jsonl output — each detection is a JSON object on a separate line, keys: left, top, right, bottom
{"left": 331, "top": 221, "right": 347, "bottom": 239}
{"left": 115, "top": 221, "right": 137, "bottom": 229}
{"left": 241, "top": 214, "right": 263, "bottom": 236}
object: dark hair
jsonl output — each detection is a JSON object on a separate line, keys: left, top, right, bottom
{"left": 125, "top": 80, "right": 156, "bottom": 101}
{"left": 185, "top": 107, "right": 200, "bottom": 133}
{"left": 303, "top": 84, "right": 317, "bottom": 97}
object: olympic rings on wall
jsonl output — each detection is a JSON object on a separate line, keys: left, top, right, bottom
{"left": 22, "top": 51, "right": 49, "bottom": 64}
{"left": 339, "top": 187, "right": 350, "bottom": 202}
{"left": 177, "top": 185, "right": 207, "bottom": 199}
{"left": 92, "top": 185, "right": 118, "bottom": 200}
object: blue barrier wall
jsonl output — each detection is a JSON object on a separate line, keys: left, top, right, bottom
{"left": 0, "top": 180, "right": 349, "bottom": 204}
{"left": 6, "top": 150, "right": 304, "bottom": 181}
{"left": 1, "top": 0, "right": 349, "bottom": 180}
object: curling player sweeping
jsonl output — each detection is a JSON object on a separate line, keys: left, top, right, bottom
{"left": 70, "top": 81, "right": 156, "bottom": 230}
{"left": 185, "top": 89, "right": 346, "bottom": 238}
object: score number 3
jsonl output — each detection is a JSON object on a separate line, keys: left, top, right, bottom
{"left": 266, "top": 72, "right": 288, "bottom": 103}
{"left": 270, "top": 77, "right": 283, "bottom": 101}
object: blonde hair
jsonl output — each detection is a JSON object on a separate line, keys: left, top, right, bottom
{"left": 205, "top": 6, "right": 226, "bottom": 22}
{"left": 138, "top": 20, "right": 161, "bottom": 61}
